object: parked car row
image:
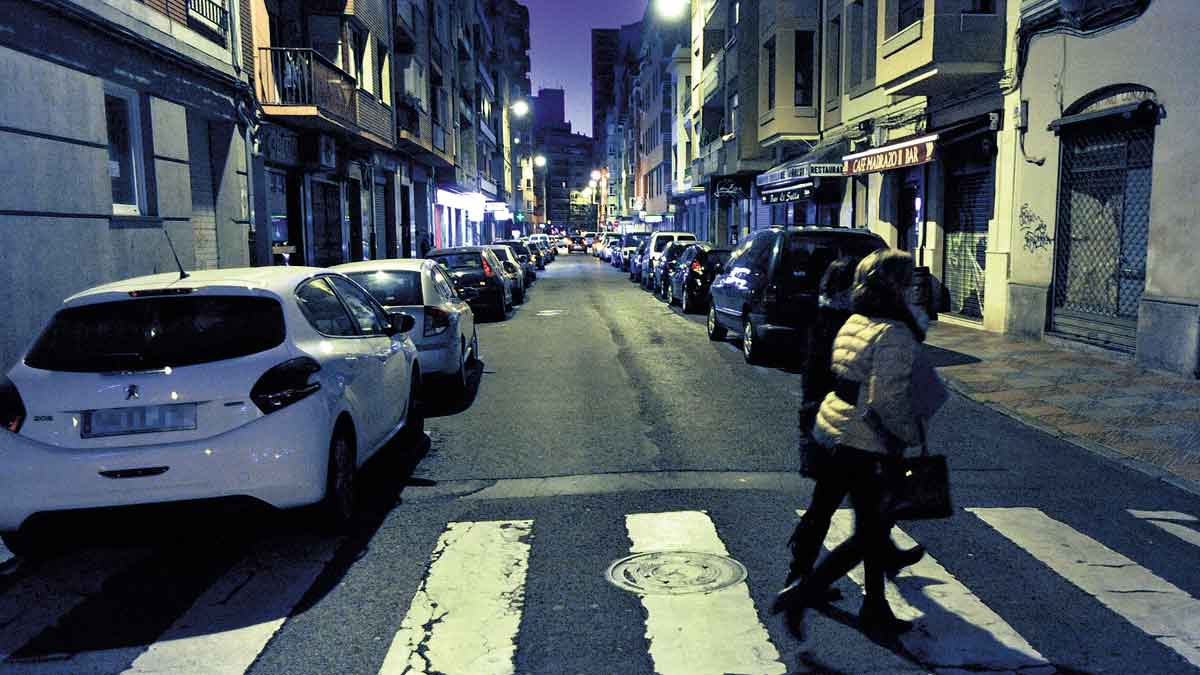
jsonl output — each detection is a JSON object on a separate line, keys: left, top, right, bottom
{"left": 622, "top": 226, "right": 888, "bottom": 364}
{"left": 0, "top": 235, "right": 562, "bottom": 554}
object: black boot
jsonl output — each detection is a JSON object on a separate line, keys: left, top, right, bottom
{"left": 858, "top": 597, "right": 913, "bottom": 636}
{"left": 884, "top": 544, "right": 926, "bottom": 580}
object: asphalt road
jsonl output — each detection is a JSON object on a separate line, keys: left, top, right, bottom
{"left": 3, "top": 254, "right": 1200, "bottom": 674}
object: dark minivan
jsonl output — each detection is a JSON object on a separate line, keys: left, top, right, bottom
{"left": 707, "top": 227, "right": 886, "bottom": 363}
{"left": 667, "top": 243, "right": 731, "bottom": 314}
{"left": 429, "top": 246, "right": 514, "bottom": 319}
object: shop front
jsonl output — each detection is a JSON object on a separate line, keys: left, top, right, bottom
{"left": 757, "top": 140, "right": 848, "bottom": 229}
{"left": 259, "top": 124, "right": 306, "bottom": 266}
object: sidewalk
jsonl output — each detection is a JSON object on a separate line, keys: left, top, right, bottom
{"left": 924, "top": 322, "right": 1200, "bottom": 493}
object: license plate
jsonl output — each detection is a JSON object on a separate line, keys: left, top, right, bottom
{"left": 82, "top": 403, "right": 197, "bottom": 439}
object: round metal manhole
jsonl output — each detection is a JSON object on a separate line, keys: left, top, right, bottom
{"left": 605, "top": 551, "right": 748, "bottom": 596}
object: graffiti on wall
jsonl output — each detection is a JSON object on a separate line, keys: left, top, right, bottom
{"left": 1019, "top": 204, "right": 1053, "bottom": 253}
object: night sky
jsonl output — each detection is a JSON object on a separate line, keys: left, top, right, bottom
{"left": 522, "top": 0, "right": 649, "bottom": 138}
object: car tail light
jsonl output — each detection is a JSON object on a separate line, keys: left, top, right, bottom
{"left": 0, "top": 375, "right": 26, "bottom": 433}
{"left": 481, "top": 256, "right": 494, "bottom": 278}
{"left": 424, "top": 306, "right": 451, "bottom": 337}
{"left": 251, "top": 357, "right": 321, "bottom": 415}
{"left": 691, "top": 260, "right": 703, "bottom": 273}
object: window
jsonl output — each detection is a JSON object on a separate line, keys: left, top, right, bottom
{"left": 344, "top": 270, "right": 423, "bottom": 307}
{"left": 963, "top": 0, "right": 994, "bottom": 12}
{"left": 896, "top": 0, "right": 922, "bottom": 32}
{"left": 328, "top": 276, "right": 388, "bottom": 335}
{"left": 296, "top": 278, "right": 358, "bottom": 337}
{"left": 104, "top": 85, "right": 146, "bottom": 216}
{"left": 729, "top": 0, "right": 740, "bottom": 27}
{"left": 376, "top": 41, "right": 391, "bottom": 104}
{"left": 764, "top": 38, "right": 776, "bottom": 110}
{"left": 827, "top": 16, "right": 842, "bottom": 102}
{"left": 728, "top": 91, "right": 739, "bottom": 133}
{"left": 794, "top": 31, "right": 815, "bottom": 107}
{"left": 849, "top": 2, "right": 864, "bottom": 88}
{"left": 350, "top": 29, "right": 370, "bottom": 92}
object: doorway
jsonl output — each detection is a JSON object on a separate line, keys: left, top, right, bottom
{"left": 311, "top": 179, "right": 343, "bottom": 267}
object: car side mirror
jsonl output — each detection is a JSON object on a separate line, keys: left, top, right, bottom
{"left": 503, "top": 261, "right": 518, "bottom": 274}
{"left": 387, "top": 310, "right": 416, "bottom": 335}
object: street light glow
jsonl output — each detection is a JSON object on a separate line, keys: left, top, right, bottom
{"left": 591, "top": 169, "right": 602, "bottom": 181}
{"left": 534, "top": 155, "right": 547, "bottom": 167}
{"left": 511, "top": 100, "right": 530, "bottom": 117}
{"left": 656, "top": 0, "right": 688, "bottom": 20}
{"left": 589, "top": 179, "right": 598, "bottom": 188}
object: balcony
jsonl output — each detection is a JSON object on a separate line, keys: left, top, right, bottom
{"left": 257, "top": 48, "right": 357, "bottom": 129}
{"left": 877, "top": 1, "right": 1006, "bottom": 97}
{"left": 187, "top": 0, "right": 229, "bottom": 38}
{"left": 395, "top": 0, "right": 419, "bottom": 54}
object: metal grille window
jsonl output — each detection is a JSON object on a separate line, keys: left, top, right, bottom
{"left": 942, "top": 170, "right": 993, "bottom": 320}
{"left": 1051, "top": 123, "right": 1153, "bottom": 350}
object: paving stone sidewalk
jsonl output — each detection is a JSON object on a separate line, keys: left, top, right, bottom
{"left": 924, "top": 322, "right": 1200, "bottom": 491}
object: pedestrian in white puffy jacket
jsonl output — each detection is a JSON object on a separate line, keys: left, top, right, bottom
{"left": 778, "top": 249, "right": 927, "bottom": 639}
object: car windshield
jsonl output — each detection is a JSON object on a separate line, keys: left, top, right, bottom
{"left": 25, "top": 296, "right": 286, "bottom": 372}
{"left": 653, "top": 237, "right": 673, "bottom": 252}
{"left": 626, "top": 234, "right": 648, "bottom": 244}
{"left": 488, "top": 247, "right": 516, "bottom": 263}
{"left": 345, "top": 270, "right": 423, "bottom": 307}
{"left": 780, "top": 234, "right": 886, "bottom": 292}
{"left": 432, "top": 253, "right": 483, "bottom": 270}
{"left": 663, "top": 245, "right": 685, "bottom": 261}
{"left": 506, "top": 243, "right": 531, "bottom": 256}
{"left": 571, "top": 237, "right": 584, "bottom": 243}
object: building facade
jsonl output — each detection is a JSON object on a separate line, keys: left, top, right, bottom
{"left": 0, "top": 0, "right": 255, "bottom": 370}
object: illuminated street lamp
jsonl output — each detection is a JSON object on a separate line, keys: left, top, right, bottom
{"left": 534, "top": 154, "right": 547, "bottom": 167}
{"left": 511, "top": 100, "right": 530, "bottom": 118}
{"left": 656, "top": 0, "right": 688, "bottom": 20}
{"left": 591, "top": 169, "right": 602, "bottom": 182}
{"left": 589, "top": 179, "right": 598, "bottom": 189}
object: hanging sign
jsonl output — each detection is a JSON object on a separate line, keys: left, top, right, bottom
{"left": 842, "top": 134, "right": 938, "bottom": 176}
{"left": 761, "top": 183, "right": 813, "bottom": 204}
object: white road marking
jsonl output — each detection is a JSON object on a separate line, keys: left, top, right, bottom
{"left": 0, "top": 547, "right": 149, "bottom": 661}
{"left": 1128, "top": 510, "right": 1200, "bottom": 550}
{"left": 971, "top": 507, "right": 1200, "bottom": 668}
{"left": 0, "top": 540, "right": 13, "bottom": 567}
{"left": 121, "top": 537, "right": 338, "bottom": 675}
{"left": 625, "top": 511, "right": 786, "bottom": 675}
{"left": 379, "top": 520, "right": 533, "bottom": 675}
{"left": 821, "top": 510, "right": 1051, "bottom": 672}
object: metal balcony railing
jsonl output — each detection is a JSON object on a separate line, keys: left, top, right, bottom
{"left": 433, "top": 122, "right": 447, "bottom": 152}
{"left": 257, "top": 48, "right": 357, "bottom": 124}
{"left": 188, "top": 0, "right": 229, "bottom": 36}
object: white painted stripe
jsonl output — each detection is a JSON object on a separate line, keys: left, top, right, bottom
{"left": 0, "top": 547, "right": 149, "bottom": 661}
{"left": 971, "top": 507, "right": 1200, "bottom": 668}
{"left": 820, "top": 510, "right": 1051, "bottom": 672}
{"left": 121, "top": 537, "right": 338, "bottom": 675}
{"left": 625, "top": 511, "right": 786, "bottom": 675}
{"left": 379, "top": 520, "right": 533, "bottom": 675}
{"left": 1128, "top": 510, "right": 1200, "bottom": 523}
{"left": 1129, "top": 510, "right": 1200, "bottom": 549}
{"left": 0, "top": 540, "right": 13, "bottom": 568}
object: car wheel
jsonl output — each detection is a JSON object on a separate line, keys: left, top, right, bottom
{"left": 452, "top": 337, "right": 469, "bottom": 393}
{"left": 467, "top": 330, "right": 480, "bottom": 365}
{"left": 515, "top": 287, "right": 526, "bottom": 305}
{"left": 743, "top": 317, "right": 764, "bottom": 364}
{"left": 707, "top": 305, "right": 727, "bottom": 341}
{"left": 399, "top": 369, "right": 425, "bottom": 450}
{"left": 322, "top": 430, "right": 356, "bottom": 530}
{"left": 666, "top": 281, "right": 675, "bottom": 305}
{"left": 494, "top": 296, "right": 507, "bottom": 320}
{"left": 681, "top": 288, "right": 691, "bottom": 313}
{"left": 1, "top": 528, "right": 54, "bottom": 559}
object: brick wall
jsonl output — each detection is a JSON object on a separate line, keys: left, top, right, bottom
{"left": 239, "top": 0, "right": 254, "bottom": 89}
{"left": 142, "top": 0, "right": 189, "bottom": 26}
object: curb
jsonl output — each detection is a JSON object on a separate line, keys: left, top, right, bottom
{"left": 940, "top": 376, "right": 1200, "bottom": 500}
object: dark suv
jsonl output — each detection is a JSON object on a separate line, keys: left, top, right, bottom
{"left": 707, "top": 227, "right": 886, "bottom": 363}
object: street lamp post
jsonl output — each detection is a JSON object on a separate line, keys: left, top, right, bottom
{"left": 534, "top": 154, "right": 549, "bottom": 230}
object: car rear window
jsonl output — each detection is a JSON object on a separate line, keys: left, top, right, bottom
{"left": 653, "top": 237, "right": 672, "bottom": 252}
{"left": 488, "top": 247, "right": 516, "bottom": 262}
{"left": 345, "top": 270, "right": 423, "bottom": 307}
{"left": 26, "top": 296, "right": 286, "bottom": 372}
{"left": 780, "top": 234, "right": 885, "bottom": 291}
{"left": 432, "top": 253, "right": 483, "bottom": 269}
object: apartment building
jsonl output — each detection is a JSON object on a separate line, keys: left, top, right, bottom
{"left": 631, "top": 10, "right": 687, "bottom": 226}
{"left": 0, "top": 0, "right": 254, "bottom": 370}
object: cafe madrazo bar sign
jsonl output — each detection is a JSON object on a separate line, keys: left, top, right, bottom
{"left": 842, "top": 134, "right": 938, "bottom": 176}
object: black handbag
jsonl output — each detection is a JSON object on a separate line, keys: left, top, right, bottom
{"left": 883, "top": 427, "right": 952, "bottom": 521}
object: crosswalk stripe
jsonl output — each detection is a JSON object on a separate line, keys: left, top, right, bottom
{"left": 1128, "top": 510, "right": 1200, "bottom": 550}
{"left": 119, "top": 537, "right": 338, "bottom": 675}
{"left": 624, "top": 511, "right": 786, "bottom": 675}
{"left": 821, "top": 510, "right": 1052, "bottom": 672}
{"left": 379, "top": 520, "right": 533, "bottom": 675}
{"left": 970, "top": 507, "right": 1200, "bottom": 668}
{"left": 0, "top": 547, "right": 149, "bottom": 662}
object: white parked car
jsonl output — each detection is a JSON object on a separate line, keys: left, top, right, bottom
{"left": 0, "top": 267, "right": 423, "bottom": 553}
{"left": 334, "top": 259, "right": 478, "bottom": 393}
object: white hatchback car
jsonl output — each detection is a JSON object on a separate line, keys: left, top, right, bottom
{"left": 0, "top": 267, "right": 422, "bottom": 553}
{"left": 334, "top": 259, "right": 478, "bottom": 394}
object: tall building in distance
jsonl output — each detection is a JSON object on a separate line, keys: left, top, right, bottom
{"left": 591, "top": 28, "right": 620, "bottom": 162}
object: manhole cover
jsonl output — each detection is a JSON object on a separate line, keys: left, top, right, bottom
{"left": 605, "top": 551, "right": 747, "bottom": 596}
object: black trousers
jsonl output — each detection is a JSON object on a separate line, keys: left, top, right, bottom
{"left": 797, "top": 446, "right": 892, "bottom": 603}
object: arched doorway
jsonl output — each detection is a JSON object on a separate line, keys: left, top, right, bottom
{"left": 1049, "top": 85, "right": 1161, "bottom": 351}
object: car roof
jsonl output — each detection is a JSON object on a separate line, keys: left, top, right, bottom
{"left": 776, "top": 226, "right": 885, "bottom": 238}
{"left": 332, "top": 259, "right": 428, "bottom": 273}
{"left": 429, "top": 246, "right": 489, "bottom": 254}
{"left": 64, "top": 266, "right": 328, "bottom": 306}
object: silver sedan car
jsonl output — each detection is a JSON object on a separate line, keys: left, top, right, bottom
{"left": 334, "top": 259, "right": 478, "bottom": 393}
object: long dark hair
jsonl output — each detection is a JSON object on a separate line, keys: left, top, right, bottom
{"left": 852, "top": 249, "right": 925, "bottom": 341}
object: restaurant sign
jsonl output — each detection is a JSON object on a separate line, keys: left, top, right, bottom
{"left": 761, "top": 183, "right": 813, "bottom": 204}
{"left": 842, "top": 134, "right": 938, "bottom": 176}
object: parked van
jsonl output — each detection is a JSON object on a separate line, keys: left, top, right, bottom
{"left": 642, "top": 231, "right": 697, "bottom": 290}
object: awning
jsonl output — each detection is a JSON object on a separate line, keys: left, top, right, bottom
{"left": 1048, "top": 100, "right": 1161, "bottom": 134}
{"left": 841, "top": 134, "right": 939, "bottom": 176}
{"left": 757, "top": 139, "right": 850, "bottom": 187}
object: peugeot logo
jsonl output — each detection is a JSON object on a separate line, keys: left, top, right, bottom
{"left": 125, "top": 385, "right": 140, "bottom": 401}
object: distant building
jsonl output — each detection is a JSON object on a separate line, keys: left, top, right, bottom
{"left": 591, "top": 28, "right": 619, "bottom": 162}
